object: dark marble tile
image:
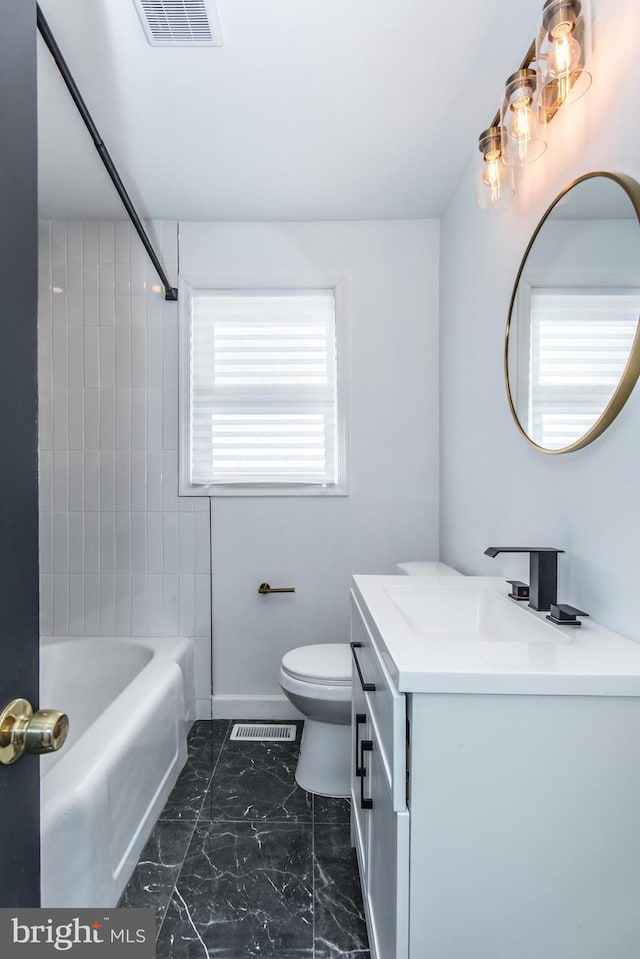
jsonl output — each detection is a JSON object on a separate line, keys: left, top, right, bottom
{"left": 187, "top": 719, "right": 229, "bottom": 766}
{"left": 200, "top": 740, "right": 313, "bottom": 823}
{"left": 158, "top": 757, "right": 215, "bottom": 822}
{"left": 155, "top": 821, "right": 313, "bottom": 959}
{"left": 313, "top": 796, "right": 351, "bottom": 824}
{"left": 314, "top": 824, "right": 369, "bottom": 959}
{"left": 118, "top": 820, "right": 196, "bottom": 927}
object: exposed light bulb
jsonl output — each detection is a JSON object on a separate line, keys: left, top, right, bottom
{"left": 509, "top": 96, "right": 535, "bottom": 162}
{"left": 482, "top": 151, "right": 505, "bottom": 207}
{"left": 547, "top": 25, "right": 581, "bottom": 104}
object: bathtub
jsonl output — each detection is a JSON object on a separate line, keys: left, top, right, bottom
{"left": 40, "top": 635, "right": 195, "bottom": 908}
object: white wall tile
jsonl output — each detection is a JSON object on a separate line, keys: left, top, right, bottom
{"left": 51, "top": 222, "right": 67, "bottom": 266}
{"left": 68, "top": 326, "right": 84, "bottom": 388}
{"left": 99, "top": 326, "right": 116, "bottom": 389}
{"left": 115, "top": 452, "right": 131, "bottom": 512}
{"left": 162, "top": 512, "right": 178, "bottom": 574}
{"left": 53, "top": 450, "right": 68, "bottom": 512}
{"left": 100, "top": 575, "right": 116, "bottom": 634}
{"left": 84, "top": 451, "right": 100, "bottom": 511}
{"left": 162, "top": 385, "right": 178, "bottom": 451}
{"left": 52, "top": 278, "right": 67, "bottom": 329}
{"left": 195, "top": 515, "right": 210, "bottom": 574}
{"left": 131, "top": 574, "right": 147, "bottom": 635}
{"left": 83, "top": 265, "right": 99, "bottom": 325}
{"left": 194, "top": 575, "right": 211, "bottom": 636}
{"left": 131, "top": 326, "right": 146, "bottom": 387}
{"left": 68, "top": 512, "right": 84, "bottom": 574}
{"left": 99, "top": 451, "right": 115, "bottom": 511}
{"left": 131, "top": 451, "right": 146, "bottom": 511}
{"left": 115, "top": 263, "right": 131, "bottom": 326}
{"left": 115, "top": 575, "right": 132, "bottom": 636}
{"left": 99, "top": 389, "right": 116, "bottom": 450}
{"left": 162, "top": 574, "right": 179, "bottom": 636}
{"left": 84, "top": 513, "right": 100, "bottom": 574}
{"left": 52, "top": 512, "right": 68, "bottom": 573}
{"left": 100, "top": 512, "right": 115, "bottom": 574}
{"left": 52, "top": 574, "right": 69, "bottom": 635}
{"left": 52, "top": 388, "right": 69, "bottom": 450}
{"left": 146, "top": 575, "right": 163, "bottom": 635}
{"left": 178, "top": 513, "right": 195, "bottom": 574}
{"left": 84, "top": 574, "right": 100, "bottom": 635}
{"left": 68, "top": 574, "right": 85, "bottom": 635}
{"left": 68, "top": 451, "right": 84, "bottom": 511}
{"left": 67, "top": 264, "right": 83, "bottom": 328}
{"left": 84, "top": 325, "right": 100, "bottom": 386}
{"left": 52, "top": 323, "right": 68, "bottom": 388}
{"left": 84, "top": 390, "right": 100, "bottom": 450}
{"left": 99, "top": 263, "right": 115, "bottom": 326}
{"left": 179, "top": 575, "right": 195, "bottom": 635}
{"left": 115, "top": 327, "right": 131, "bottom": 388}
{"left": 131, "top": 390, "right": 146, "bottom": 450}
{"left": 38, "top": 221, "right": 51, "bottom": 266}
{"left": 68, "top": 389, "right": 84, "bottom": 450}
{"left": 146, "top": 450, "right": 163, "bottom": 511}
{"left": 192, "top": 636, "right": 212, "bottom": 700}
{"left": 146, "top": 388, "right": 163, "bottom": 450}
{"left": 131, "top": 513, "right": 147, "bottom": 574}
{"left": 146, "top": 324, "right": 162, "bottom": 388}
{"left": 38, "top": 325, "right": 52, "bottom": 389}
{"left": 115, "top": 512, "right": 131, "bottom": 574}
{"left": 162, "top": 450, "right": 179, "bottom": 511}
{"left": 39, "top": 450, "right": 53, "bottom": 513}
{"left": 115, "top": 390, "right": 132, "bottom": 451}
{"left": 146, "top": 512, "right": 163, "bottom": 575}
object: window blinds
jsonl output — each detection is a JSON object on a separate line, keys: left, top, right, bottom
{"left": 189, "top": 290, "right": 338, "bottom": 486}
{"left": 529, "top": 290, "right": 639, "bottom": 448}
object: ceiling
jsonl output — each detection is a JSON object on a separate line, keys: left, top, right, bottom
{"left": 37, "top": 0, "right": 540, "bottom": 221}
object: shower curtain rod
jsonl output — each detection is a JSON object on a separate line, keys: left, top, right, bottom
{"left": 36, "top": 5, "right": 178, "bottom": 301}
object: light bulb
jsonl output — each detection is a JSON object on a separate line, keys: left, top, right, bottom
{"left": 482, "top": 152, "right": 505, "bottom": 207}
{"left": 509, "top": 96, "right": 535, "bottom": 162}
{"left": 547, "top": 23, "right": 581, "bottom": 104}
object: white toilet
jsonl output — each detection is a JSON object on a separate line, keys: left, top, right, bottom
{"left": 279, "top": 643, "right": 352, "bottom": 798}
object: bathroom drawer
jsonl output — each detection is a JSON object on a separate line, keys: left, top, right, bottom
{"left": 350, "top": 590, "right": 406, "bottom": 811}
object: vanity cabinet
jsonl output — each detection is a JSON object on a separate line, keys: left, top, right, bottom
{"left": 350, "top": 585, "right": 640, "bottom": 959}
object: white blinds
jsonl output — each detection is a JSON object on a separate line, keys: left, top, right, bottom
{"left": 189, "top": 290, "right": 338, "bottom": 486}
{"left": 529, "top": 290, "right": 639, "bottom": 448}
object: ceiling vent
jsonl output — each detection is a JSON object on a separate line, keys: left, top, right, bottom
{"left": 133, "top": 0, "right": 223, "bottom": 47}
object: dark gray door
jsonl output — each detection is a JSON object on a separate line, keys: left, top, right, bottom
{"left": 0, "top": 0, "right": 41, "bottom": 907}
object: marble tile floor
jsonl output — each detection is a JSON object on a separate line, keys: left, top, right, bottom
{"left": 119, "top": 720, "right": 370, "bottom": 959}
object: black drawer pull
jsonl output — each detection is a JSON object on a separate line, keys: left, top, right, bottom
{"left": 350, "top": 642, "right": 376, "bottom": 692}
{"left": 355, "top": 713, "right": 366, "bottom": 777}
{"left": 360, "top": 739, "right": 373, "bottom": 809}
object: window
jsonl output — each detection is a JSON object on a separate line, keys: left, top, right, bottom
{"left": 180, "top": 283, "right": 347, "bottom": 495}
{"left": 528, "top": 289, "right": 639, "bottom": 448}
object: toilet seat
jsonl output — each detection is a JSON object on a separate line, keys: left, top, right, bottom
{"left": 281, "top": 644, "right": 351, "bottom": 686}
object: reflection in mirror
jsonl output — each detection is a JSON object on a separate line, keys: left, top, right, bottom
{"left": 506, "top": 173, "right": 640, "bottom": 452}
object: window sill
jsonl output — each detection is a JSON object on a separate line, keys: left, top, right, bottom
{"left": 180, "top": 484, "right": 349, "bottom": 498}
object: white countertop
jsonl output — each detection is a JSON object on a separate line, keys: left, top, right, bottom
{"left": 352, "top": 575, "right": 640, "bottom": 696}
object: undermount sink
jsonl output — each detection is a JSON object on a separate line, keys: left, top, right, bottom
{"left": 383, "top": 584, "right": 567, "bottom": 644}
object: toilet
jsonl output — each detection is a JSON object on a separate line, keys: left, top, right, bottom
{"left": 279, "top": 643, "right": 352, "bottom": 798}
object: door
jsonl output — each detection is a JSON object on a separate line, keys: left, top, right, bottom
{"left": 0, "top": 0, "right": 41, "bottom": 907}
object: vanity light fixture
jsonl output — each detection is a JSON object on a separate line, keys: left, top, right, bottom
{"left": 476, "top": 0, "right": 591, "bottom": 209}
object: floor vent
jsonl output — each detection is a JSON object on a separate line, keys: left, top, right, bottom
{"left": 230, "top": 723, "right": 297, "bottom": 743}
{"left": 133, "top": 0, "right": 223, "bottom": 47}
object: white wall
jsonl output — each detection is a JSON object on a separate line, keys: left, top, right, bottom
{"left": 439, "top": 0, "right": 640, "bottom": 639}
{"left": 38, "top": 220, "right": 213, "bottom": 718}
{"left": 179, "top": 220, "right": 439, "bottom": 715}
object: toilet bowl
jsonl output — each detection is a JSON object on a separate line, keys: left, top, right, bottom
{"left": 279, "top": 643, "right": 352, "bottom": 798}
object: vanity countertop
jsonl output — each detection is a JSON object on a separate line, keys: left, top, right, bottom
{"left": 352, "top": 574, "right": 640, "bottom": 696}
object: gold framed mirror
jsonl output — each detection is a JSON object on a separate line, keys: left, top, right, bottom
{"left": 505, "top": 172, "right": 640, "bottom": 453}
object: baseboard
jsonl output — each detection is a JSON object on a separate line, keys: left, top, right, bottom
{"left": 211, "top": 694, "right": 303, "bottom": 720}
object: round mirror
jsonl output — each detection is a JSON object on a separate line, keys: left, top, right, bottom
{"left": 506, "top": 172, "right": 640, "bottom": 453}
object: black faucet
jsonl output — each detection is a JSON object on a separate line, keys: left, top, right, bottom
{"left": 484, "top": 547, "right": 564, "bottom": 612}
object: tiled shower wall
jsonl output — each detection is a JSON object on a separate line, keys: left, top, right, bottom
{"left": 38, "top": 220, "right": 212, "bottom": 718}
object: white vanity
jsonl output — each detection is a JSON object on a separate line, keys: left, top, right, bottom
{"left": 350, "top": 575, "right": 640, "bottom": 959}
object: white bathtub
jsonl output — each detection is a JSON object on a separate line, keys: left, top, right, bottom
{"left": 40, "top": 635, "right": 195, "bottom": 908}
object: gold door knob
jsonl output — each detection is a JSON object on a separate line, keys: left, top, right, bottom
{"left": 0, "top": 698, "right": 69, "bottom": 765}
